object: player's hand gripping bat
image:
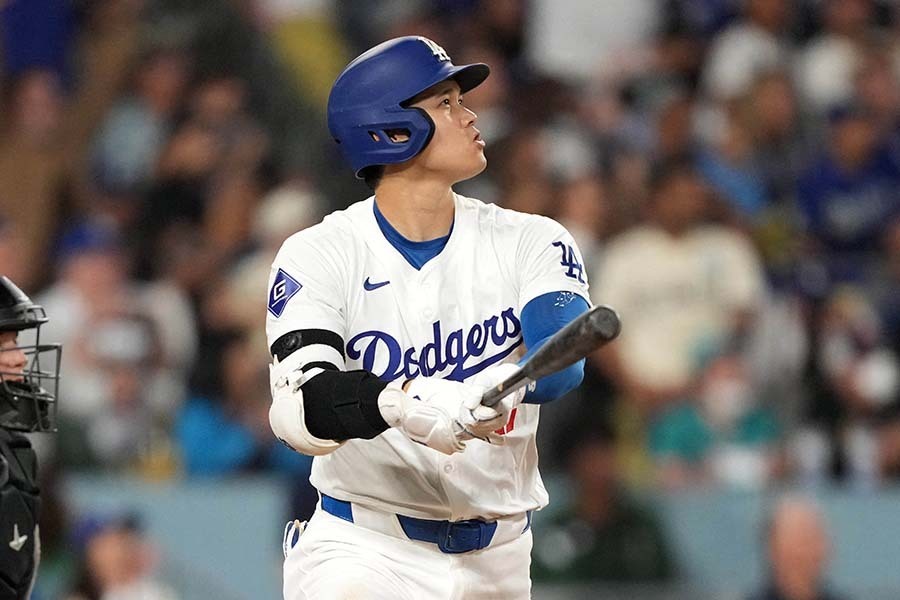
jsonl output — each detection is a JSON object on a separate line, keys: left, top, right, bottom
{"left": 480, "top": 305, "right": 621, "bottom": 408}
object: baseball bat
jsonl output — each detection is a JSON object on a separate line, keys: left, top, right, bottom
{"left": 480, "top": 304, "right": 621, "bottom": 408}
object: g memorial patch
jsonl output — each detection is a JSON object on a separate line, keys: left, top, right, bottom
{"left": 268, "top": 268, "right": 302, "bottom": 318}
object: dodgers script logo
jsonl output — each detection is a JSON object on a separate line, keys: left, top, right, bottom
{"left": 348, "top": 308, "right": 522, "bottom": 382}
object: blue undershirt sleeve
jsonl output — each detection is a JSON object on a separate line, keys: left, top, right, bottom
{"left": 518, "top": 291, "right": 591, "bottom": 404}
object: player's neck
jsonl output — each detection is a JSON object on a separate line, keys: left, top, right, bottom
{"left": 374, "top": 178, "right": 455, "bottom": 242}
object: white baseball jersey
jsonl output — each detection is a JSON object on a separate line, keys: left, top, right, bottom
{"left": 266, "top": 193, "right": 589, "bottom": 521}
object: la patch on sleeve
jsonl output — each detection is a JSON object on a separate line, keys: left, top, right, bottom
{"left": 268, "top": 268, "right": 302, "bottom": 317}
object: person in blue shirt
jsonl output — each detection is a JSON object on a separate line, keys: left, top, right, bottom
{"left": 796, "top": 103, "right": 900, "bottom": 283}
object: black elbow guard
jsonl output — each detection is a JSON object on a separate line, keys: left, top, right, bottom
{"left": 301, "top": 370, "right": 391, "bottom": 441}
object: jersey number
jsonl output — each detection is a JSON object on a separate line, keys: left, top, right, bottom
{"left": 551, "top": 241, "right": 585, "bottom": 283}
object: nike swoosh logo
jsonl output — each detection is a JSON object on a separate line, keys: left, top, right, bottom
{"left": 363, "top": 277, "right": 390, "bottom": 291}
{"left": 9, "top": 523, "right": 27, "bottom": 552}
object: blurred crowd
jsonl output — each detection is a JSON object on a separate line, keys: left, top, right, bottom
{"left": 2, "top": 0, "right": 899, "bottom": 597}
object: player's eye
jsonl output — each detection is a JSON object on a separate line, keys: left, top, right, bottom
{"left": 441, "top": 98, "right": 451, "bottom": 107}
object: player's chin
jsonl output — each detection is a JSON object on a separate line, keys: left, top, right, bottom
{"left": 468, "top": 152, "right": 488, "bottom": 176}
{"left": 451, "top": 151, "right": 487, "bottom": 183}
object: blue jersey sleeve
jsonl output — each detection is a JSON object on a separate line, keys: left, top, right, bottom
{"left": 518, "top": 291, "right": 590, "bottom": 404}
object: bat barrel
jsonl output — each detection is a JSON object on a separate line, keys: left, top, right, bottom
{"left": 589, "top": 305, "right": 621, "bottom": 341}
{"left": 521, "top": 305, "right": 620, "bottom": 381}
{"left": 479, "top": 304, "right": 621, "bottom": 408}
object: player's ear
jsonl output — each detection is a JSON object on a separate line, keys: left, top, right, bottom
{"left": 385, "top": 129, "right": 411, "bottom": 143}
{"left": 368, "top": 129, "right": 411, "bottom": 144}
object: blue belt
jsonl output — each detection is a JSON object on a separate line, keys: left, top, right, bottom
{"left": 321, "top": 494, "right": 531, "bottom": 554}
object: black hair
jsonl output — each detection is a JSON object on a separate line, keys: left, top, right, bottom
{"left": 361, "top": 165, "right": 385, "bottom": 191}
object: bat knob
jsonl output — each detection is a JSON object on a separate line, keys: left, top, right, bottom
{"left": 591, "top": 305, "right": 621, "bottom": 341}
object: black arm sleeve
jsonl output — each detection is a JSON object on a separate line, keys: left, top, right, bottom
{"left": 268, "top": 328, "right": 389, "bottom": 441}
{"left": 301, "top": 369, "right": 391, "bottom": 441}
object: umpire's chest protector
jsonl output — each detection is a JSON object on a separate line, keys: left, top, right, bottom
{"left": 0, "top": 429, "right": 40, "bottom": 600}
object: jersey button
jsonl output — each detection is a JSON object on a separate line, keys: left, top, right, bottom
{"left": 443, "top": 463, "right": 454, "bottom": 473}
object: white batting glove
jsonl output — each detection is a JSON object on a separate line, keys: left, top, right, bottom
{"left": 461, "top": 363, "right": 529, "bottom": 440}
{"left": 403, "top": 377, "right": 510, "bottom": 445}
{"left": 377, "top": 379, "right": 470, "bottom": 455}
{"left": 403, "top": 376, "right": 505, "bottom": 444}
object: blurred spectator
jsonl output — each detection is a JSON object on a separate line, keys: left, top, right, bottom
{"left": 134, "top": 70, "right": 269, "bottom": 290}
{"left": 795, "top": 0, "right": 874, "bottom": 113}
{"left": 818, "top": 288, "right": 899, "bottom": 420}
{"left": 526, "top": 0, "right": 659, "bottom": 84}
{"left": 223, "top": 181, "right": 322, "bottom": 335}
{"left": 65, "top": 513, "right": 177, "bottom": 600}
{"left": 696, "top": 103, "right": 769, "bottom": 220}
{"left": 741, "top": 70, "right": 807, "bottom": 209}
{"left": 796, "top": 286, "right": 900, "bottom": 487}
{"left": 653, "top": 91, "right": 698, "bottom": 163}
{"left": 0, "top": 0, "right": 75, "bottom": 82}
{"left": 38, "top": 221, "right": 194, "bottom": 471}
{"left": 133, "top": 121, "right": 223, "bottom": 289}
{"left": 853, "top": 46, "right": 900, "bottom": 143}
{"left": 0, "top": 0, "right": 143, "bottom": 292}
{"left": 176, "top": 335, "right": 311, "bottom": 479}
{"left": 90, "top": 47, "right": 191, "bottom": 215}
{"left": 573, "top": 79, "right": 646, "bottom": 169}
{"left": 702, "top": 0, "right": 791, "bottom": 101}
{"left": 796, "top": 103, "right": 900, "bottom": 285}
{"left": 650, "top": 353, "right": 782, "bottom": 490}
{"left": 251, "top": 0, "right": 351, "bottom": 109}
{"left": 471, "top": 0, "right": 525, "bottom": 62}
{"left": 138, "top": 121, "right": 221, "bottom": 249}
{"left": 532, "top": 422, "right": 675, "bottom": 583}
{"left": 659, "top": 0, "right": 735, "bottom": 73}
{"left": 0, "top": 218, "right": 31, "bottom": 292}
{"left": 0, "top": 68, "right": 68, "bottom": 291}
{"left": 605, "top": 148, "right": 652, "bottom": 230}
{"left": 68, "top": 313, "right": 174, "bottom": 472}
{"left": 187, "top": 73, "right": 269, "bottom": 175}
{"left": 591, "top": 157, "right": 766, "bottom": 412}
{"left": 879, "top": 220, "right": 900, "bottom": 345}
{"left": 554, "top": 174, "right": 612, "bottom": 268}
{"left": 747, "top": 497, "right": 845, "bottom": 600}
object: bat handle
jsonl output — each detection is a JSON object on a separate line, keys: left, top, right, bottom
{"left": 480, "top": 370, "right": 531, "bottom": 408}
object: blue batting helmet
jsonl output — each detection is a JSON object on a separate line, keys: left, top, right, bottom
{"left": 327, "top": 36, "right": 490, "bottom": 178}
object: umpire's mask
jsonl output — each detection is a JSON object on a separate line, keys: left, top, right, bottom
{"left": 0, "top": 276, "right": 61, "bottom": 432}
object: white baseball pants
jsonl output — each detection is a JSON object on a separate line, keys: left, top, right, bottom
{"left": 282, "top": 508, "right": 533, "bottom": 599}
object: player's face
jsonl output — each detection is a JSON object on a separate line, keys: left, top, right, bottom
{"left": 0, "top": 331, "right": 27, "bottom": 382}
{"left": 407, "top": 80, "right": 486, "bottom": 183}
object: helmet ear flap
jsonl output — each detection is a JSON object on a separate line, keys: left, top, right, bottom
{"left": 350, "top": 106, "right": 436, "bottom": 177}
{"left": 397, "top": 105, "right": 436, "bottom": 158}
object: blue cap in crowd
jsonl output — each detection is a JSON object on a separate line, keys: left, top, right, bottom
{"left": 70, "top": 510, "right": 142, "bottom": 552}
{"left": 55, "top": 221, "right": 122, "bottom": 262}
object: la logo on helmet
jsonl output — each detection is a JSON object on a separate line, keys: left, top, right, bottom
{"left": 418, "top": 37, "right": 450, "bottom": 62}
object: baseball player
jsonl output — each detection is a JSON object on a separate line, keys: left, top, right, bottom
{"left": 0, "top": 276, "right": 62, "bottom": 600}
{"left": 267, "top": 36, "right": 591, "bottom": 599}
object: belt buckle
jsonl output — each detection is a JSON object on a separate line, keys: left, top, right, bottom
{"left": 437, "top": 519, "right": 486, "bottom": 554}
